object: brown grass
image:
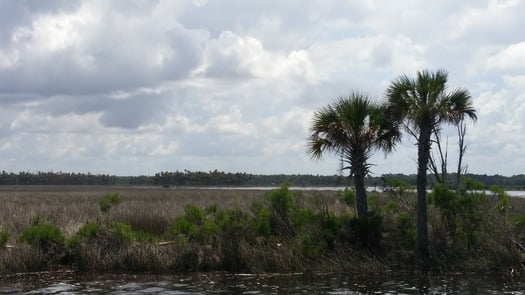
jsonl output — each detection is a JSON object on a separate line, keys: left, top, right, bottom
{"left": 1, "top": 185, "right": 523, "bottom": 274}
{"left": 0, "top": 185, "right": 343, "bottom": 246}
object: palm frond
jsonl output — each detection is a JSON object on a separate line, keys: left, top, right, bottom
{"left": 307, "top": 91, "right": 401, "bottom": 177}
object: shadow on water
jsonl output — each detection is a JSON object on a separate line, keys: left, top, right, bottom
{"left": 1, "top": 270, "right": 525, "bottom": 294}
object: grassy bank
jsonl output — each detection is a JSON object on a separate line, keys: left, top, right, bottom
{"left": 0, "top": 184, "right": 524, "bottom": 274}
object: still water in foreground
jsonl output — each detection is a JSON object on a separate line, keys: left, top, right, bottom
{"left": 1, "top": 271, "right": 524, "bottom": 294}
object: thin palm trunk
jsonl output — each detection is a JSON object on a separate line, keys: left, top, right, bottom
{"left": 416, "top": 125, "right": 432, "bottom": 266}
{"left": 353, "top": 164, "right": 368, "bottom": 221}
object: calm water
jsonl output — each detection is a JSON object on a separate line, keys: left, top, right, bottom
{"left": 1, "top": 271, "right": 524, "bottom": 294}
{"left": 202, "top": 186, "right": 525, "bottom": 198}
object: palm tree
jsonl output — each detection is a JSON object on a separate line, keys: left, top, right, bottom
{"left": 308, "top": 92, "right": 400, "bottom": 221}
{"left": 386, "top": 69, "right": 477, "bottom": 263}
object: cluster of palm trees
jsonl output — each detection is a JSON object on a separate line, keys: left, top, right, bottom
{"left": 307, "top": 69, "right": 477, "bottom": 264}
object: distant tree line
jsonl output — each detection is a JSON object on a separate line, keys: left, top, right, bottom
{"left": 379, "top": 173, "right": 525, "bottom": 189}
{"left": 0, "top": 171, "right": 116, "bottom": 185}
{"left": 0, "top": 170, "right": 524, "bottom": 188}
{"left": 153, "top": 170, "right": 345, "bottom": 187}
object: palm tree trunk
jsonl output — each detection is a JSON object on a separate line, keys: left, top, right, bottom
{"left": 353, "top": 160, "right": 369, "bottom": 248}
{"left": 351, "top": 152, "right": 368, "bottom": 221}
{"left": 417, "top": 126, "right": 432, "bottom": 266}
{"left": 354, "top": 169, "right": 368, "bottom": 221}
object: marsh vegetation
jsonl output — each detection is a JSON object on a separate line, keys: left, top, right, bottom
{"left": 0, "top": 184, "right": 524, "bottom": 274}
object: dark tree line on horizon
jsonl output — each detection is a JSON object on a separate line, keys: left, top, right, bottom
{"left": 0, "top": 170, "right": 524, "bottom": 188}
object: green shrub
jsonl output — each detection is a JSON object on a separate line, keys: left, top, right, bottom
{"left": 430, "top": 183, "right": 458, "bottom": 211}
{"left": 350, "top": 211, "right": 383, "bottom": 249}
{"left": 267, "top": 183, "right": 297, "bottom": 236}
{"left": 171, "top": 216, "right": 198, "bottom": 238}
{"left": 99, "top": 192, "right": 122, "bottom": 213}
{"left": 217, "top": 208, "right": 249, "bottom": 235}
{"left": 183, "top": 204, "right": 205, "bottom": 225}
{"left": 167, "top": 204, "right": 215, "bottom": 242}
{"left": 202, "top": 220, "right": 220, "bottom": 236}
{"left": 78, "top": 221, "right": 101, "bottom": 238}
{"left": 296, "top": 232, "right": 324, "bottom": 258}
{"left": 512, "top": 214, "right": 525, "bottom": 228}
{"left": 67, "top": 222, "right": 102, "bottom": 248}
{"left": 20, "top": 224, "right": 64, "bottom": 249}
{"left": 250, "top": 202, "right": 272, "bottom": 237}
{"left": 292, "top": 208, "right": 317, "bottom": 229}
{"left": 491, "top": 185, "right": 511, "bottom": 212}
{"left": 111, "top": 221, "right": 136, "bottom": 243}
{"left": 0, "top": 230, "right": 8, "bottom": 248}
{"left": 395, "top": 212, "right": 416, "bottom": 246}
{"left": 339, "top": 188, "right": 356, "bottom": 213}
{"left": 68, "top": 220, "right": 155, "bottom": 250}
{"left": 429, "top": 182, "right": 491, "bottom": 252}
{"left": 267, "top": 182, "right": 296, "bottom": 217}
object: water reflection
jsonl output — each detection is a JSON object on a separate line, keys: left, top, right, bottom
{"left": 1, "top": 271, "right": 524, "bottom": 294}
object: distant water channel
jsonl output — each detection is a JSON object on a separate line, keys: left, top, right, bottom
{"left": 198, "top": 186, "right": 525, "bottom": 198}
{"left": 1, "top": 271, "right": 524, "bottom": 294}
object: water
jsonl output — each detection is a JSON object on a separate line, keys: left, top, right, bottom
{"left": 1, "top": 271, "right": 524, "bottom": 294}
{"left": 199, "top": 185, "right": 525, "bottom": 198}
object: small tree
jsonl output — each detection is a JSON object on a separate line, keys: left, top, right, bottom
{"left": 308, "top": 92, "right": 400, "bottom": 221}
{"left": 386, "top": 69, "right": 477, "bottom": 265}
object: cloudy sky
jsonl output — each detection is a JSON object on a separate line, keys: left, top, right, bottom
{"left": 0, "top": 0, "right": 524, "bottom": 176}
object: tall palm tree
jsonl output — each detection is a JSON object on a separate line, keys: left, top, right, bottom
{"left": 308, "top": 92, "right": 400, "bottom": 221}
{"left": 386, "top": 69, "right": 477, "bottom": 263}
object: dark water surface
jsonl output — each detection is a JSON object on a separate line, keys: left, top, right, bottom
{"left": 1, "top": 271, "right": 524, "bottom": 294}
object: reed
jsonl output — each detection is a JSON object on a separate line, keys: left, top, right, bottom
{"left": 0, "top": 185, "right": 523, "bottom": 274}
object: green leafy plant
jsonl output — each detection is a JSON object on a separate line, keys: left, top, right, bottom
{"left": 250, "top": 201, "right": 272, "bottom": 237}
{"left": 490, "top": 185, "right": 511, "bottom": 213}
{"left": 20, "top": 223, "right": 64, "bottom": 249}
{"left": 267, "top": 182, "right": 297, "bottom": 236}
{"left": 168, "top": 204, "right": 216, "bottom": 242}
{"left": 339, "top": 188, "right": 356, "bottom": 216}
{"left": 0, "top": 230, "right": 8, "bottom": 248}
{"left": 99, "top": 192, "right": 122, "bottom": 213}
{"left": 67, "top": 221, "right": 102, "bottom": 248}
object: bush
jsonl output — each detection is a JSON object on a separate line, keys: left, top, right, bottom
{"left": 350, "top": 211, "right": 383, "bottom": 249}
{"left": 267, "top": 182, "right": 296, "bottom": 217}
{"left": 111, "top": 221, "right": 156, "bottom": 243}
{"left": 167, "top": 204, "right": 219, "bottom": 243}
{"left": 67, "top": 222, "right": 102, "bottom": 248}
{"left": 111, "top": 221, "right": 136, "bottom": 243}
{"left": 99, "top": 192, "right": 122, "bottom": 213}
{"left": 267, "top": 183, "right": 297, "bottom": 236}
{"left": 250, "top": 202, "right": 272, "bottom": 237}
{"left": 68, "top": 220, "right": 155, "bottom": 254}
{"left": 0, "top": 230, "right": 8, "bottom": 248}
{"left": 217, "top": 208, "right": 249, "bottom": 236}
{"left": 20, "top": 224, "right": 64, "bottom": 249}
{"left": 78, "top": 221, "right": 101, "bottom": 238}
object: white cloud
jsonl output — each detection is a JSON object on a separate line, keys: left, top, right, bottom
{"left": 202, "top": 31, "right": 316, "bottom": 81}
{"left": 487, "top": 42, "right": 525, "bottom": 70}
{"left": 0, "top": 0, "right": 524, "bottom": 176}
{"left": 207, "top": 105, "right": 256, "bottom": 136}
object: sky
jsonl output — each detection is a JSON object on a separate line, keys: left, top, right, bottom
{"left": 0, "top": 0, "right": 524, "bottom": 177}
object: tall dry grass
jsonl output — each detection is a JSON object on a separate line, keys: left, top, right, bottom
{"left": 1, "top": 185, "right": 524, "bottom": 274}
{"left": 0, "top": 186, "right": 344, "bottom": 245}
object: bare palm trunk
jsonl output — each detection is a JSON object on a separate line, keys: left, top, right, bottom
{"left": 417, "top": 126, "right": 432, "bottom": 266}
{"left": 353, "top": 159, "right": 369, "bottom": 247}
{"left": 351, "top": 151, "right": 368, "bottom": 221}
{"left": 354, "top": 169, "right": 368, "bottom": 221}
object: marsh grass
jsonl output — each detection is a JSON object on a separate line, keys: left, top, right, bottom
{"left": 0, "top": 185, "right": 349, "bottom": 273}
{"left": 0, "top": 185, "right": 524, "bottom": 274}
